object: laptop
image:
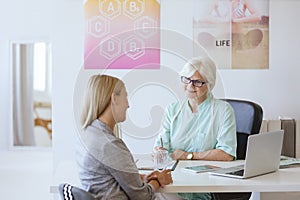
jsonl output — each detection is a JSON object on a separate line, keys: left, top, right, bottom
{"left": 209, "top": 130, "right": 284, "bottom": 179}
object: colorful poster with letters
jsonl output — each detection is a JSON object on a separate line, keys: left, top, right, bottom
{"left": 84, "top": 0, "right": 160, "bottom": 69}
{"left": 193, "top": 0, "right": 269, "bottom": 69}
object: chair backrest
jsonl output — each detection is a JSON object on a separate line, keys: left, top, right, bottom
{"left": 223, "top": 99, "right": 263, "bottom": 159}
{"left": 59, "top": 183, "right": 96, "bottom": 200}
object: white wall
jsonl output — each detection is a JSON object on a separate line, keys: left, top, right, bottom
{"left": 0, "top": 0, "right": 300, "bottom": 169}
{"left": 50, "top": 0, "right": 85, "bottom": 168}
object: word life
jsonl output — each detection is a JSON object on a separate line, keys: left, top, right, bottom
{"left": 216, "top": 40, "right": 230, "bottom": 47}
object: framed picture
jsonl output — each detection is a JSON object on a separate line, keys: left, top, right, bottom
{"left": 193, "top": 0, "right": 269, "bottom": 69}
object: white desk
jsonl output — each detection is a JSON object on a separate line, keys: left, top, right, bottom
{"left": 50, "top": 156, "right": 300, "bottom": 199}
{"left": 160, "top": 160, "right": 300, "bottom": 193}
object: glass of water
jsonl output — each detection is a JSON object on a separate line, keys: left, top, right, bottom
{"left": 153, "top": 149, "right": 169, "bottom": 170}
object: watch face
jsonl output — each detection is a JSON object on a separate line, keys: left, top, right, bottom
{"left": 187, "top": 153, "right": 193, "bottom": 159}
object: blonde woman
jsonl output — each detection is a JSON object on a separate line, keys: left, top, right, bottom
{"left": 76, "top": 74, "right": 173, "bottom": 200}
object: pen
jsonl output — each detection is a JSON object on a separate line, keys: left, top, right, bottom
{"left": 160, "top": 135, "right": 163, "bottom": 148}
{"left": 138, "top": 167, "right": 154, "bottom": 171}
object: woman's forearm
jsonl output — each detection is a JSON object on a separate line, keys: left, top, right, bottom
{"left": 193, "top": 149, "right": 234, "bottom": 161}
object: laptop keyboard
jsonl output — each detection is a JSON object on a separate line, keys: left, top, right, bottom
{"left": 227, "top": 169, "right": 244, "bottom": 176}
{"left": 223, "top": 165, "right": 244, "bottom": 176}
{"left": 209, "top": 164, "right": 247, "bottom": 177}
{"left": 213, "top": 164, "right": 245, "bottom": 176}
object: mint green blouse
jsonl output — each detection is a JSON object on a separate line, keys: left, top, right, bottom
{"left": 155, "top": 94, "right": 237, "bottom": 158}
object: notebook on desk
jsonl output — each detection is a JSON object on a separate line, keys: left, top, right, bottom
{"left": 209, "top": 130, "right": 284, "bottom": 179}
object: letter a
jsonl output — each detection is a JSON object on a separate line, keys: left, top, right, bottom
{"left": 107, "top": 2, "right": 114, "bottom": 12}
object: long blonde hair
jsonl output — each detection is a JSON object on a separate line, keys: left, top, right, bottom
{"left": 80, "top": 74, "right": 124, "bottom": 129}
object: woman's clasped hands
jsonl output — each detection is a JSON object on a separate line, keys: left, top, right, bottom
{"left": 145, "top": 169, "right": 173, "bottom": 188}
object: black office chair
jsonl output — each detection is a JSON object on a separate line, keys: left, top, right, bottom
{"left": 211, "top": 99, "right": 263, "bottom": 200}
{"left": 58, "top": 183, "right": 96, "bottom": 200}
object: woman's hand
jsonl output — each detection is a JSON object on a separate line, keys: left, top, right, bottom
{"left": 153, "top": 146, "right": 167, "bottom": 151}
{"left": 145, "top": 169, "right": 173, "bottom": 188}
{"left": 171, "top": 149, "right": 188, "bottom": 160}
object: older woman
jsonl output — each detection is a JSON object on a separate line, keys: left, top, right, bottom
{"left": 76, "top": 74, "right": 173, "bottom": 200}
{"left": 154, "top": 57, "right": 237, "bottom": 200}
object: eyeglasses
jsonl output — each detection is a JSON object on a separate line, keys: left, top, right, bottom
{"left": 181, "top": 76, "right": 207, "bottom": 88}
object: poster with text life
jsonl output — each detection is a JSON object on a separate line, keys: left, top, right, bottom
{"left": 193, "top": 0, "right": 269, "bottom": 69}
{"left": 84, "top": 0, "right": 160, "bottom": 69}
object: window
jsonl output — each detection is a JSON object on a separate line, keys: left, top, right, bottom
{"left": 33, "top": 42, "right": 52, "bottom": 95}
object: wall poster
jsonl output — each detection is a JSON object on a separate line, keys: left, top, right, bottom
{"left": 193, "top": 0, "right": 269, "bottom": 69}
{"left": 84, "top": 0, "right": 160, "bottom": 69}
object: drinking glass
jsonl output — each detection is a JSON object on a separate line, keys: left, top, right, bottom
{"left": 153, "top": 149, "right": 169, "bottom": 170}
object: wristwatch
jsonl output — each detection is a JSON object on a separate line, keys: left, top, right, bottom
{"left": 186, "top": 152, "right": 193, "bottom": 160}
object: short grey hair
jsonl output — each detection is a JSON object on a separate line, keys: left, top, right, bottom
{"left": 179, "top": 56, "right": 216, "bottom": 90}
